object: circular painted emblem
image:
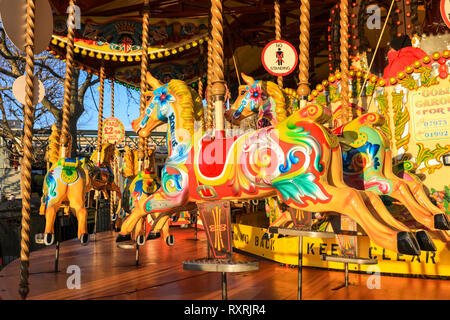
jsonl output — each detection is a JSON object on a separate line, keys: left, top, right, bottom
{"left": 102, "top": 117, "right": 125, "bottom": 144}
{"left": 261, "top": 40, "right": 298, "bottom": 77}
{"left": 61, "top": 167, "right": 78, "bottom": 184}
{"left": 441, "top": 0, "right": 450, "bottom": 28}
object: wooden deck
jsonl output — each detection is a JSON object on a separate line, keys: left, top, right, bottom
{"left": 0, "top": 227, "right": 448, "bottom": 300}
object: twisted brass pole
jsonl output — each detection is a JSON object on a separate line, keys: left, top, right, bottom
{"left": 60, "top": 0, "right": 77, "bottom": 158}
{"left": 139, "top": 0, "right": 150, "bottom": 170}
{"left": 97, "top": 65, "right": 105, "bottom": 163}
{"left": 94, "top": 64, "right": 105, "bottom": 236}
{"left": 19, "top": 0, "right": 36, "bottom": 300}
{"left": 198, "top": 77, "right": 204, "bottom": 100}
{"left": 206, "top": 38, "right": 214, "bottom": 131}
{"left": 274, "top": 0, "right": 283, "bottom": 88}
{"left": 111, "top": 80, "right": 114, "bottom": 118}
{"left": 297, "top": 0, "right": 311, "bottom": 106}
{"left": 339, "top": 0, "right": 350, "bottom": 125}
{"left": 210, "top": 0, "right": 226, "bottom": 132}
{"left": 110, "top": 80, "right": 115, "bottom": 220}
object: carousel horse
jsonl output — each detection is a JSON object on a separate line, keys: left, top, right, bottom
{"left": 40, "top": 125, "right": 121, "bottom": 246}
{"left": 115, "top": 146, "right": 174, "bottom": 246}
{"left": 119, "top": 72, "right": 421, "bottom": 255}
{"left": 225, "top": 74, "right": 448, "bottom": 248}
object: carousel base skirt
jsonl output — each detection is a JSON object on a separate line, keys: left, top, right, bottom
{"left": 0, "top": 228, "right": 448, "bottom": 300}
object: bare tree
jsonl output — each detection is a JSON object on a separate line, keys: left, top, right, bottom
{"left": 0, "top": 26, "right": 99, "bottom": 159}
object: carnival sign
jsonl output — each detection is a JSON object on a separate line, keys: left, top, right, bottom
{"left": 410, "top": 85, "right": 450, "bottom": 142}
{"left": 441, "top": 0, "right": 450, "bottom": 29}
{"left": 261, "top": 40, "right": 298, "bottom": 77}
{"left": 102, "top": 117, "right": 125, "bottom": 144}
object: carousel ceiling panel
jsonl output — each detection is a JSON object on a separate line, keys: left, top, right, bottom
{"left": 114, "top": 57, "right": 204, "bottom": 87}
{"left": 51, "top": 16, "right": 209, "bottom": 56}
{"left": 47, "top": 0, "right": 336, "bottom": 86}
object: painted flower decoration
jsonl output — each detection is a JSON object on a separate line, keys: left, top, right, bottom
{"left": 153, "top": 85, "right": 175, "bottom": 108}
{"left": 248, "top": 84, "right": 263, "bottom": 105}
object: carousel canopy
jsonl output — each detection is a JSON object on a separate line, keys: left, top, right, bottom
{"left": 47, "top": 0, "right": 337, "bottom": 90}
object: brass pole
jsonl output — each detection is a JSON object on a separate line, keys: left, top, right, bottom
{"left": 60, "top": 0, "right": 77, "bottom": 158}
{"left": 198, "top": 76, "right": 204, "bottom": 100}
{"left": 110, "top": 80, "right": 115, "bottom": 224}
{"left": 275, "top": 0, "right": 283, "bottom": 88}
{"left": 94, "top": 64, "right": 105, "bottom": 237}
{"left": 110, "top": 80, "right": 114, "bottom": 118}
{"left": 339, "top": 0, "right": 350, "bottom": 124}
{"left": 206, "top": 38, "right": 214, "bottom": 131}
{"left": 138, "top": 0, "right": 150, "bottom": 171}
{"left": 210, "top": 0, "right": 226, "bottom": 132}
{"left": 97, "top": 64, "right": 105, "bottom": 164}
{"left": 297, "top": 0, "right": 311, "bottom": 107}
{"left": 19, "top": 0, "right": 36, "bottom": 300}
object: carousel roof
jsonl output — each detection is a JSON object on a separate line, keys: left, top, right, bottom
{"left": 47, "top": 0, "right": 336, "bottom": 89}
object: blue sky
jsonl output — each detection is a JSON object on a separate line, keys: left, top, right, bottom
{"left": 77, "top": 73, "right": 141, "bottom": 131}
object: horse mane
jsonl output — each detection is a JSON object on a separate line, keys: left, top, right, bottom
{"left": 282, "top": 87, "right": 300, "bottom": 114}
{"left": 123, "top": 146, "right": 138, "bottom": 177}
{"left": 46, "top": 123, "right": 72, "bottom": 166}
{"left": 187, "top": 86, "right": 205, "bottom": 131}
{"left": 166, "top": 79, "right": 196, "bottom": 134}
{"left": 265, "top": 81, "right": 289, "bottom": 122}
{"left": 90, "top": 143, "right": 115, "bottom": 167}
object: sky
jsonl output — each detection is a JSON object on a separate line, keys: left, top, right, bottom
{"left": 77, "top": 72, "right": 142, "bottom": 132}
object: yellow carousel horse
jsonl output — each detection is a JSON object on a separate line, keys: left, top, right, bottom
{"left": 40, "top": 124, "right": 121, "bottom": 246}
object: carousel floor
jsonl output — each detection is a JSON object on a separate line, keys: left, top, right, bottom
{"left": 0, "top": 228, "right": 448, "bottom": 300}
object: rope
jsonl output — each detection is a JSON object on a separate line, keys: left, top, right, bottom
{"left": 19, "top": 0, "right": 36, "bottom": 300}
{"left": 359, "top": 0, "right": 395, "bottom": 98}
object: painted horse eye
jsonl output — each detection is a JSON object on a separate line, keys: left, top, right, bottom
{"left": 146, "top": 95, "right": 152, "bottom": 101}
{"left": 240, "top": 90, "right": 246, "bottom": 95}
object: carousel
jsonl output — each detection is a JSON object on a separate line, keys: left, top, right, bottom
{"left": 0, "top": 0, "right": 449, "bottom": 301}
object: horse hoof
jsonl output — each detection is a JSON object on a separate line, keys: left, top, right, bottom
{"left": 44, "top": 233, "right": 54, "bottom": 246}
{"left": 111, "top": 214, "right": 118, "bottom": 222}
{"left": 116, "top": 234, "right": 131, "bottom": 243}
{"left": 146, "top": 232, "right": 161, "bottom": 240}
{"left": 434, "top": 214, "right": 450, "bottom": 230}
{"left": 415, "top": 230, "right": 437, "bottom": 251}
{"left": 137, "top": 235, "right": 145, "bottom": 246}
{"left": 397, "top": 231, "right": 421, "bottom": 256}
{"left": 166, "top": 235, "right": 175, "bottom": 246}
{"left": 80, "top": 233, "right": 89, "bottom": 246}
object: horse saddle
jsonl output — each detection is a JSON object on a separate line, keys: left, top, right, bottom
{"left": 197, "top": 130, "right": 238, "bottom": 178}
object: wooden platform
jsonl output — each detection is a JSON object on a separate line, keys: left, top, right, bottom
{"left": 0, "top": 228, "right": 448, "bottom": 300}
